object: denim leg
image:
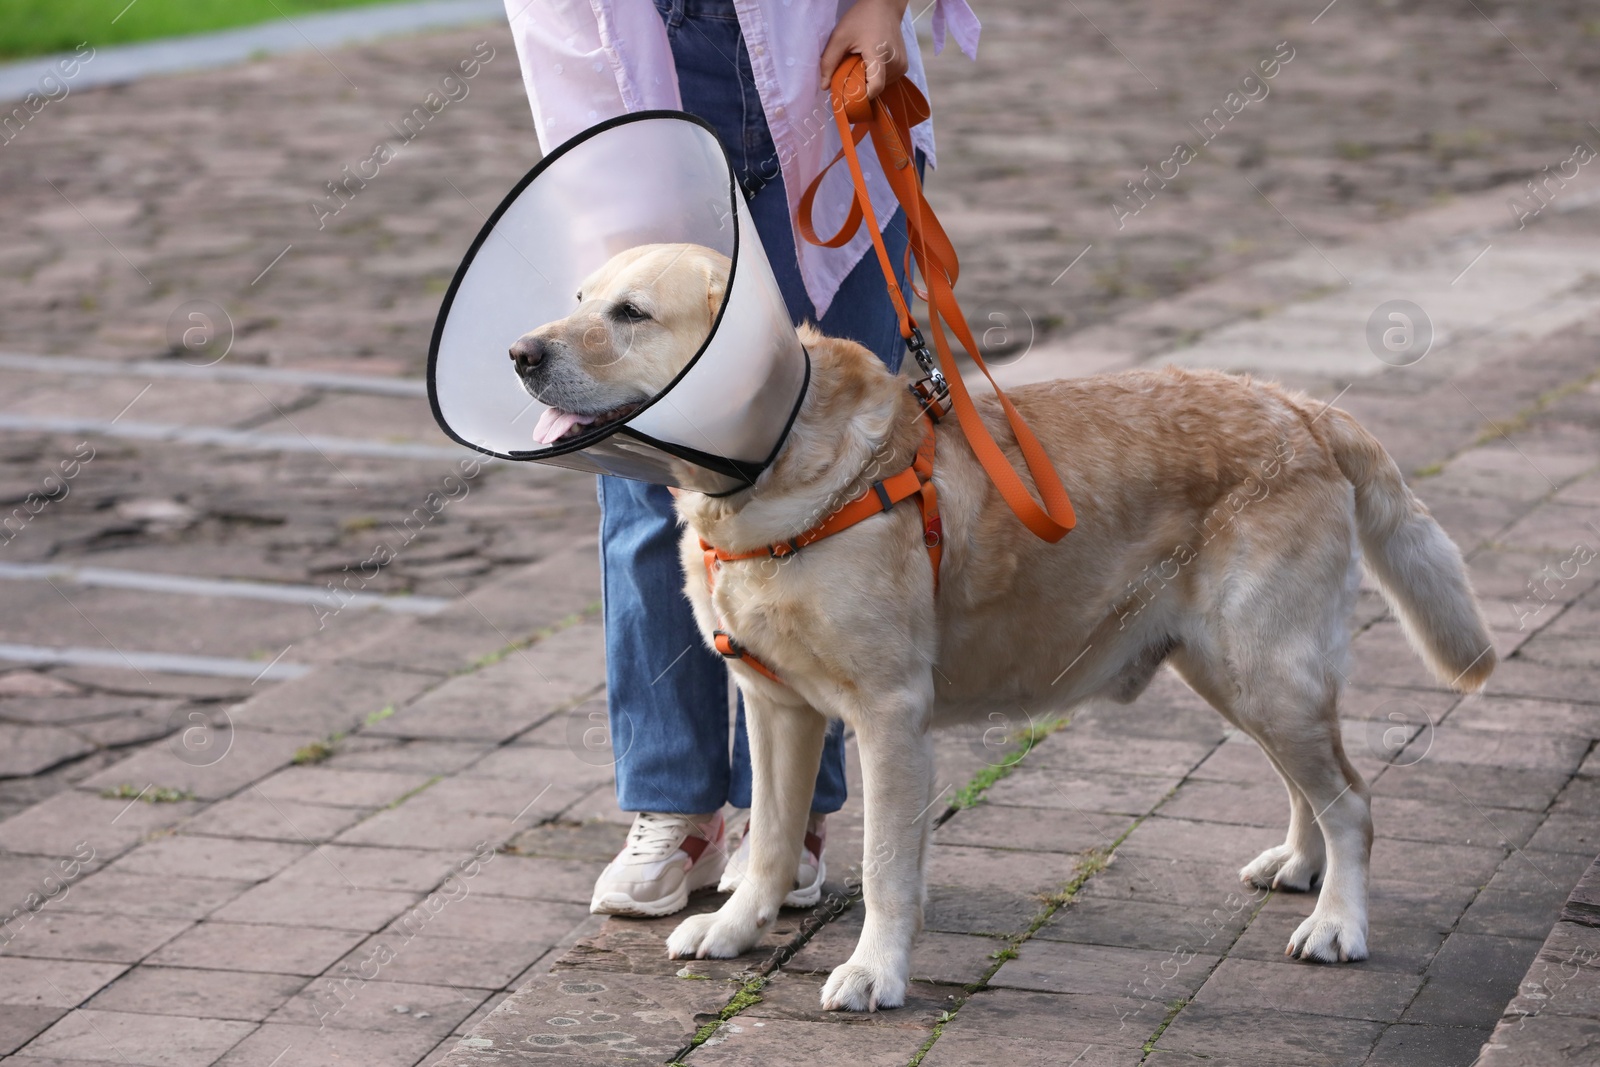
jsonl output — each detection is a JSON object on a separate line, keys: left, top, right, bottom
{"left": 598, "top": 475, "right": 732, "bottom": 814}
{"left": 601, "top": 0, "right": 914, "bottom": 816}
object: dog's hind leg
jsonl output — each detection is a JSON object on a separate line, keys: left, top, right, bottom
{"left": 820, "top": 688, "right": 934, "bottom": 1011}
{"left": 1172, "top": 639, "right": 1371, "bottom": 962}
{"left": 666, "top": 690, "right": 828, "bottom": 961}
{"left": 1170, "top": 649, "right": 1325, "bottom": 892}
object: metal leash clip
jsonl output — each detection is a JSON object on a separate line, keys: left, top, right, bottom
{"left": 905, "top": 326, "right": 949, "bottom": 419}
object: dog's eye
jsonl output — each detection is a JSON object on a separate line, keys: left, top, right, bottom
{"left": 613, "top": 302, "right": 651, "bottom": 322}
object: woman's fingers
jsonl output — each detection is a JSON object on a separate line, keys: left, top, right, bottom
{"left": 818, "top": 0, "right": 909, "bottom": 100}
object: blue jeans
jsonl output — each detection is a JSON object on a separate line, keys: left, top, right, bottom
{"left": 599, "top": 0, "right": 915, "bottom": 814}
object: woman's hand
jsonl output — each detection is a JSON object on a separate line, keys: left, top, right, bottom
{"left": 820, "top": 0, "right": 911, "bottom": 101}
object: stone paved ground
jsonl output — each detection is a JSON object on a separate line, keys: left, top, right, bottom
{"left": 1, "top": 1, "right": 1598, "bottom": 1065}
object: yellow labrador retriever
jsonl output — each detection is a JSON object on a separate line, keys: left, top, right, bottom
{"left": 511, "top": 244, "right": 1495, "bottom": 1012}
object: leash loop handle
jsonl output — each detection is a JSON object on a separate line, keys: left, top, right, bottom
{"left": 798, "top": 56, "right": 1076, "bottom": 542}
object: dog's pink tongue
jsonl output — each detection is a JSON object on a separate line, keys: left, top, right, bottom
{"left": 532, "top": 407, "right": 596, "bottom": 445}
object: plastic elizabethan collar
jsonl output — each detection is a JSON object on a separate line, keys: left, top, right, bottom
{"left": 428, "top": 112, "right": 809, "bottom": 495}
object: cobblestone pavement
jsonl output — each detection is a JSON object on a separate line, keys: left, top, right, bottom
{"left": 1, "top": 1, "right": 1598, "bottom": 1065}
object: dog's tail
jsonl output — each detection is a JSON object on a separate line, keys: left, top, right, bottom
{"left": 1322, "top": 408, "right": 1495, "bottom": 692}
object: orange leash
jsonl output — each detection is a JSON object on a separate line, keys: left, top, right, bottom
{"left": 798, "top": 56, "right": 1076, "bottom": 543}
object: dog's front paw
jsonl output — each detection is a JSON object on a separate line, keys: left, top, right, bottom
{"left": 1287, "top": 906, "right": 1368, "bottom": 963}
{"left": 1240, "top": 843, "right": 1322, "bottom": 892}
{"left": 665, "top": 909, "right": 763, "bottom": 960}
{"left": 820, "top": 959, "right": 907, "bottom": 1012}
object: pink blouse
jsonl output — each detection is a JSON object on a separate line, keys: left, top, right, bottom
{"left": 501, "top": 0, "right": 980, "bottom": 317}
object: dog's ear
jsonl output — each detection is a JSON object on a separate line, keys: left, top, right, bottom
{"left": 702, "top": 258, "right": 728, "bottom": 326}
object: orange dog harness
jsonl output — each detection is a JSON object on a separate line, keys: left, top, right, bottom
{"left": 702, "top": 416, "right": 941, "bottom": 685}
{"left": 700, "top": 57, "right": 1076, "bottom": 686}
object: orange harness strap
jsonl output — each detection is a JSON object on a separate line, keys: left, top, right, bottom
{"left": 701, "top": 421, "right": 941, "bottom": 685}
{"left": 798, "top": 57, "right": 1076, "bottom": 544}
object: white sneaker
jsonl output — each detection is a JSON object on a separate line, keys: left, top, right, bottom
{"left": 590, "top": 811, "right": 728, "bottom": 917}
{"left": 718, "top": 810, "right": 827, "bottom": 908}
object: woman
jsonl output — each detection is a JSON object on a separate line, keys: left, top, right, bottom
{"left": 502, "top": 0, "right": 979, "bottom": 917}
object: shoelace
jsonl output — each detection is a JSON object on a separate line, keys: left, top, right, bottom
{"left": 621, "top": 812, "right": 707, "bottom": 860}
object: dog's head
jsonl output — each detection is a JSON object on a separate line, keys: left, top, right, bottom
{"left": 510, "top": 243, "right": 730, "bottom": 445}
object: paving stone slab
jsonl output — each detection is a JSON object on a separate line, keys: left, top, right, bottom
{"left": 1364, "top": 1023, "right": 1495, "bottom": 1067}
{"left": 1151, "top": 1001, "right": 1385, "bottom": 1067}
{"left": 1038, "top": 895, "right": 1257, "bottom": 955}
{"left": 1402, "top": 932, "right": 1546, "bottom": 1028}
{"left": 0, "top": 1005, "right": 68, "bottom": 1057}
{"left": 1077, "top": 852, "right": 1260, "bottom": 910}
{"left": 1525, "top": 813, "right": 1600, "bottom": 856}
{"left": 253, "top": 766, "right": 442, "bottom": 808}
{"left": 939, "top": 986, "right": 1161, "bottom": 1048}
{"left": 921, "top": 882, "right": 1051, "bottom": 938}
{"left": 461, "top": 853, "right": 598, "bottom": 906}
{"left": 182, "top": 791, "right": 373, "bottom": 843}
{"left": 1405, "top": 726, "right": 1592, "bottom": 774}
{"left": 0, "top": 724, "right": 96, "bottom": 779}
{"left": 919, "top": 1033, "right": 1143, "bottom": 1067}
{"left": 440, "top": 971, "right": 730, "bottom": 1064}
{"left": 77, "top": 728, "right": 309, "bottom": 803}
{"left": 147, "top": 921, "right": 365, "bottom": 976}
{"left": 1370, "top": 761, "right": 1572, "bottom": 812}
{"left": 85, "top": 965, "right": 306, "bottom": 1022}
{"left": 1476, "top": 1012, "right": 1600, "bottom": 1065}
{"left": 212, "top": 878, "right": 422, "bottom": 931}
{"left": 213, "top": 1021, "right": 443, "bottom": 1067}
{"left": 981, "top": 766, "right": 1179, "bottom": 816}
{"left": 331, "top": 932, "right": 547, "bottom": 991}
{"left": 1021, "top": 735, "right": 1217, "bottom": 780}
{"left": 1157, "top": 778, "right": 1290, "bottom": 828}
{"left": 111, "top": 835, "right": 309, "bottom": 884}
{"left": 227, "top": 662, "right": 442, "bottom": 736}
{"left": 0, "top": 911, "right": 191, "bottom": 965}
{"left": 272, "top": 843, "right": 481, "bottom": 894}
{"left": 1194, "top": 956, "right": 1423, "bottom": 1023}
{"left": 990, "top": 939, "right": 1220, "bottom": 1000}
{"left": 19, "top": 1008, "right": 255, "bottom": 1067}
{"left": 1368, "top": 838, "right": 1510, "bottom": 888}
{"left": 0, "top": 957, "right": 127, "bottom": 1008}
{"left": 269, "top": 977, "right": 489, "bottom": 1038}
{"left": 934, "top": 801, "right": 1129, "bottom": 855}
{"left": 0, "top": 788, "right": 201, "bottom": 860}
{"left": 1372, "top": 795, "right": 1545, "bottom": 850}
{"left": 1462, "top": 888, "right": 1582, "bottom": 942}
{"left": 52, "top": 870, "right": 252, "bottom": 922}
{"left": 1445, "top": 695, "right": 1600, "bottom": 740}
{"left": 1114, "top": 815, "right": 1283, "bottom": 868}
{"left": 321, "top": 738, "right": 495, "bottom": 776}
{"left": 377, "top": 895, "right": 590, "bottom": 954}
{"left": 685, "top": 1016, "right": 927, "bottom": 1066}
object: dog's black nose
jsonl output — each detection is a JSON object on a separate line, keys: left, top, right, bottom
{"left": 509, "top": 336, "right": 546, "bottom": 373}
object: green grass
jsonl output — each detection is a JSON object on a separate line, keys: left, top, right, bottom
{"left": 101, "top": 783, "right": 195, "bottom": 803}
{"left": 0, "top": 0, "right": 423, "bottom": 60}
{"left": 948, "top": 716, "right": 1069, "bottom": 811}
{"left": 291, "top": 733, "right": 342, "bottom": 764}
